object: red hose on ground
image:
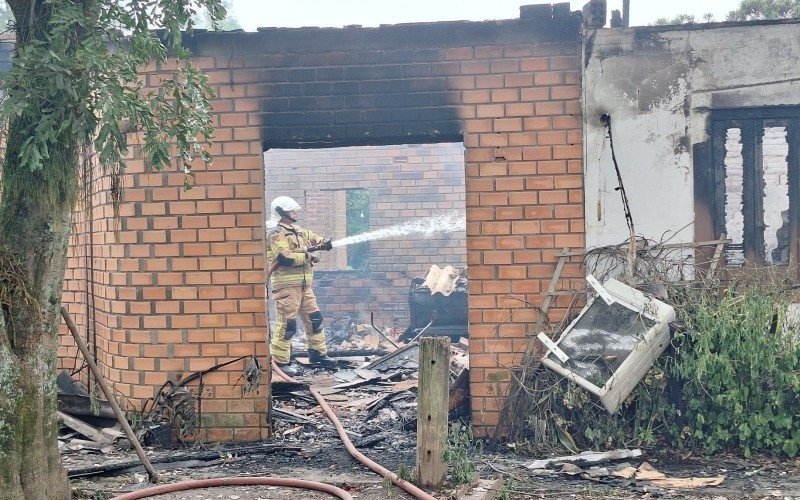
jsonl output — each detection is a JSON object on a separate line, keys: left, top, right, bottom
{"left": 272, "top": 361, "right": 437, "bottom": 500}
{"left": 111, "top": 477, "right": 353, "bottom": 500}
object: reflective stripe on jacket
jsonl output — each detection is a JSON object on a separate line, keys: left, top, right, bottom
{"left": 266, "top": 222, "right": 325, "bottom": 290}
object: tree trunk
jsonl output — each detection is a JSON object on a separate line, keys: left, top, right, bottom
{"left": 0, "top": 1, "right": 78, "bottom": 498}
{"left": 0, "top": 178, "right": 74, "bottom": 500}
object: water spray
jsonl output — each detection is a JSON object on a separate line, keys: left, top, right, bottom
{"left": 331, "top": 210, "right": 466, "bottom": 248}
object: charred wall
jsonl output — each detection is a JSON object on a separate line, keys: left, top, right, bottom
{"left": 58, "top": 4, "right": 585, "bottom": 440}
{"left": 583, "top": 20, "right": 800, "bottom": 259}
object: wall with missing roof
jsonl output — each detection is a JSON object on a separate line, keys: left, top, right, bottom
{"left": 58, "top": 3, "right": 585, "bottom": 440}
{"left": 583, "top": 21, "right": 800, "bottom": 254}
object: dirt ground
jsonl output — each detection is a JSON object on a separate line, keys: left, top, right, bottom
{"left": 68, "top": 439, "right": 800, "bottom": 499}
{"left": 65, "top": 364, "right": 800, "bottom": 499}
{"left": 67, "top": 409, "right": 800, "bottom": 499}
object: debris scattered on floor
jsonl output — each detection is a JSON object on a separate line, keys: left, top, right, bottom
{"left": 527, "top": 452, "right": 727, "bottom": 492}
{"left": 526, "top": 448, "right": 642, "bottom": 469}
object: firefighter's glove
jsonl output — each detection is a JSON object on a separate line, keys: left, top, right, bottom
{"left": 320, "top": 238, "right": 333, "bottom": 251}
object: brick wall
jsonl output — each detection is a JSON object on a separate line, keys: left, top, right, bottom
{"left": 265, "top": 143, "right": 467, "bottom": 330}
{"left": 60, "top": 4, "right": 584, "bottom": 439}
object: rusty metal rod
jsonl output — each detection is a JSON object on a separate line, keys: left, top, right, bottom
{"left": 411, "top": 311, "right": 437, "bottom": 343}
{"left": 370, "top": 312, "right": 399, "bottom": 349}
{"left": 61, "top": 307, "right": 160, "bottom": 484}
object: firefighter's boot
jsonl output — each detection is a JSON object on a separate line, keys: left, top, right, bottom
{"left": 308, "top": 349, "right": 338, "bottom": 368}
{"left": 275, "top": 362, "right": 301, "bottom": 378}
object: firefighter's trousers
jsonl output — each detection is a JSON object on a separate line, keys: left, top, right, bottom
{"left": 270, "top": 285, "right": 328, "bottom": 364}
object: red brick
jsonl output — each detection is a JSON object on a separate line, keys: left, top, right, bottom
{"left": 526, "top": 235, "right": 555, "bottom": 248}
{"left": 525, "top": 176, "right": 555, "bottom": 190}
{"left": 495, "top": 207, "right": 524, "bottom": 220}
{"left": 522, "top": 146, "right": 552, "bottom": 161}
{"left": 498, "top": 266, "right": 526, "bottom": 280}
{"left": 508, "top": 192, "right": 537, "bottom": 206}
{"left": 553, "top": 145, "right": 581, "bottom": 159}
{"left": 554, "top": 234, "right": 584, "bottom": 248}
{"left": 535, "top": 101, "right": 564, "bottom": 115}
{"left": 541, "top": 220, "right": 570, "bottom": 233}
{"left": 538, "top": 131, "right": 567, "bottom": 145}
{"left": 496, "top": 235, "right": 524, "bottom": 249}
{"left": 538, "top": 160, "right": 568, "bottom": 174}
{"left": 511, "top": 221, "right": 540, "bottom": 234}
{"left": 505, "top": 103, "right": 534, "bottom": 118}
{"left": 474, "top": 46, "right": 503, "bottom": 59}
{"left": 446, "top": 47, "right": 473, "bottom": 60}
{"left": 493, "top": 118, "right": 522, "bottom": 132}
{"left": 551, "top": 85, "right": 580, "bottom": 100}
{"left": 520, "top": 57, "right": 549, "bottom": 71}
{"left": 479, "top": 134, "right": 508, "bottom": 147}
{"left": 504, "top": 73, "right": 533, "bottom": 87}
{"left": 460, "top": 60, "right": 489, "bottom": 74}
{"left": 524, "top": 116, "right": 552, "bottom": 131}
{"left": 476, "top": 74, "right": 504, "bottom": 89}
{"left": 484, "top": 251, "right": 512, "bottom": 265}
{"left": 491, "top": 88, "right": 519, "bottom": 103}
{"left": 476, "top": 104, "right": 505, "bottom": 118}
{"left": 463, "top": 90, "right": 491, "bottom": 104}
{"left": 539, "top": 190, "right": 569, "bottom": 204}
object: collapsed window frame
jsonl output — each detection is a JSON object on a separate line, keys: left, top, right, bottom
{"left": 710, "top": 107, "right": 800, "bottom": 268}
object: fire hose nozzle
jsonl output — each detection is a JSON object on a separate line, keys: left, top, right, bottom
{"left": 306, "top": 239, "right": 333, "bottom": 253}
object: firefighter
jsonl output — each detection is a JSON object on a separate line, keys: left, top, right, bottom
{"left": 266, "top": 196, "right": 336, "bottom": 376}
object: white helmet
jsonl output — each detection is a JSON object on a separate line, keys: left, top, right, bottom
{"left": 267, "top": 196, "right": 302, "bottom": 228}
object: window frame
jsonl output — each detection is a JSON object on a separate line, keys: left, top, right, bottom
{"left": 710, "top": 107, "right": 800, "bottom": 267}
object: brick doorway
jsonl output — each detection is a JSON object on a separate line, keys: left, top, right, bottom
{"left": 263, "top": 142, "right": 467, "bottom": 335}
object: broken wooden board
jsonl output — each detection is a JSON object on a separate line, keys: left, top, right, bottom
{"left": 650, "top": 477, "right": 725, "bottom": 488}
{"left": 316, "top": 376, "right": 382, "bottom": 395}
{"left": 391, "top": 379, "right": 418, "bottom": 393}
{"left": 448, "top": 367, "right": 470, "bottom": 416}
{"left": 271, "top": 408, "right": 312, "bottom": 424}
{"left": 635, "top": 461, "right": 666, "bottom": 480}
{"left": 64, "top": 439, "right": 115, "bottom": 454}
{"left": 526, "top": 448, "right": 642, "bottom": 469}
{"left": 58, "top": 411, "right": 113, "bottom": 444}
{"left": 336, "top": 395, "right": 387, "bottom": 409}
{"left": 633, "top": 462, "right": 724, "bottom": 488}
{"left": 474, "top": 478, "right": 507, "bottom": 500}
{"left": 612, "top": 466, "right": 637, "bottom": 479}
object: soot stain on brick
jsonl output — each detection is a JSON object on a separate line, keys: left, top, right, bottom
{"left": 180, "top": 17, "right": 580, "bottom": 149}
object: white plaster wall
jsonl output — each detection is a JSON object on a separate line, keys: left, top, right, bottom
{"left": 582, "top": 22, "right": 800, "bottom": 249}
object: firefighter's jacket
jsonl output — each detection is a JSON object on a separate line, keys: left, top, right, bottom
{"left": 266, "top": 222, "right": 326, "bottom": 291}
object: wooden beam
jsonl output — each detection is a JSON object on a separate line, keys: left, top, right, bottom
{"left": 524, "top": 248, "right": 568, "bottom": 358}
{"left": 556, "top": 238, "right": 732, "bottom": 257}
{"left": 58, "top": 411, "right": 112, "bottom": 445}
{"left": 709, "top": 233, "right": 727, "bottom": 275}
{"left": 61, "top": 307, "right": 160, "bottom": 484}
{"left": 416, "top": 336, "right": 450, "bottom": 488}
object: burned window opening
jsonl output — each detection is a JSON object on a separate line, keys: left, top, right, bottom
{"left": 722, "top": 127, "right": 745, "bottom": 265}
{"left": 711, "top": 108, "right": 799, "bottom": 267}
{"left": 345, "top": 189, "right": 370, "bottom": 271}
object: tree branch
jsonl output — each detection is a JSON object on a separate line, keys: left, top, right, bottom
{"left": 5, "top": 0, "right": 28, "bottom": 24}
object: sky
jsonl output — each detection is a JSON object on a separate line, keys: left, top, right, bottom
{"left": 228, "top": 0, "right": 744, "bottom": 32}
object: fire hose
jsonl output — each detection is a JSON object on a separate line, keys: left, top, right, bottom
{"left": 111, "top": 477, "right": 353, "bottom": 499}
{"left": 272, "top": 361, "right": 437, "bottom": 500}
{"left": 112, "top": 364, "right": 436, "bottom": 500}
